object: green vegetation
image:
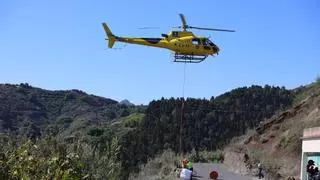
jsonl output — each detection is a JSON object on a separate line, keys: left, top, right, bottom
{"left": 293, "top": 81, "right": 320, "bottom": 105}
{"left": 138, "top": 85, "right": 292, "bottom": 152}
{"left": 0, "top": 84, "right": 295, "bottom": 179}
{"left": 0, "top": 83, "right": 139, "bottom": 138}
{"left": 0, "top": 130, "right": 122, "bottom": 179}
{"left": 197, "top": 150, "right": 224, "bottom": 163}
{"left": 316, "top": 75, "right": 320, "bottom": 85}
{"left": 120, "top": 113, "right": 145, "bottom": 127}
{"left": 186, "top": 148, "right": 225, "bottom": 163}
{"left": 1, "top": 140, "right": 84, "bottom": 180}
{"left": 293, "top": 90, "right": 310, "bottom": 105}
{"left": 117, "top": 85, "right": 293, "bottom": 178}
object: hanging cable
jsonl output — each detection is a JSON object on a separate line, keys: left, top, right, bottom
{"left": 182, "top": 62, "right": 187, "bottom": 98}
{"left": 180, "top": 62, "right": 187, "bottom": 153}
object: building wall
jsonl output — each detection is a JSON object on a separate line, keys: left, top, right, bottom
{"left": 302, "top": 139, "right": 320, "bottom": 152}
{"left": 301, "top": 139, "right": 320, "bottom": 179}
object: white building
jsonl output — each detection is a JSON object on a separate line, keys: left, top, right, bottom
{"left": 301, "top": 127, "right": 320, "bottom": 180}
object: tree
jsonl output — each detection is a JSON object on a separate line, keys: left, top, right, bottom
{"left": 316, "top": 74, "right": 320, "bottom": 85}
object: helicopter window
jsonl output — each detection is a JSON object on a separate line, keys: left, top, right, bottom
{"left": 202, "top": 39, "right": 214, "bottom": 46}
{"left": 192, "top": 38, "right": 200, "bottom": 45}
{"left": 202, "top": 39, "right": 208, "bottom": 46}
{"left": 172, "top": 31, "right": 179, "bottom": 37}
{"left": 206, "top": 39, "right": 214, "bottom": 46}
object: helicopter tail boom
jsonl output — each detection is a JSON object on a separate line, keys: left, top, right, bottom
{"left": 102, "top": 22, "right": 116, "bottom": 48}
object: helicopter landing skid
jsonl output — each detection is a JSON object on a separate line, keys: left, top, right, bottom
{"left": 173, "top": 53, "right": 207, "bottom": 63}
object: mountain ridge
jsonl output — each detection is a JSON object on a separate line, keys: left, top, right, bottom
{"left": 0, "top": 83, "right": 132, "bottom": 137}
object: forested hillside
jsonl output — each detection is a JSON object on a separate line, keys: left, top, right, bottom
{"left": 119, "top": 85, "right": 293, "bottom": 175}
{"left": 0, "top": 83, "right": 294, "bottom": 179}
{"left": 0, "top": 83, "right": 143, "bottom": 137}
{"left": 148, "top": 85, "right": 292, "bottom": 151}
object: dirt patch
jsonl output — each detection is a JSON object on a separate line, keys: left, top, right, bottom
{"left": 224, "top": 151, "right": 250, "bottom": 175}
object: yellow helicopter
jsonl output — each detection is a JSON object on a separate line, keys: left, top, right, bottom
{"left": 102, "top": 14, "right": 234, "bottom": 63}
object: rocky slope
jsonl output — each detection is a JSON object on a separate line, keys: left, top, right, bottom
{"left": 224, "top": 83, "right": 320, "bottom": 179}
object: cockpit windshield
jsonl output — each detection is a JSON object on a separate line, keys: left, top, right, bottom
{"left": 203, "top": 39, "right": 214, "bottom": 46}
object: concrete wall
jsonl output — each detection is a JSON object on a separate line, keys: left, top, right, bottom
{"left": 303, "top": 127, "right": 320, "bottom": 139}
{"left": 302, "top": 139, "right": 320, "bottom": 152}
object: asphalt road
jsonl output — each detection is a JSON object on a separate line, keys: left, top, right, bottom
{"left": 192, "top": 163, "right": 261, "bottom": 180}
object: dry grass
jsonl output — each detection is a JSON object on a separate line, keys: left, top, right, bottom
{"left": 293, "top": 82, "right": 320, "bottom": 105}
{"left": 128, "top": 149, "right": 182, "bottom": 180}
{"left": 246, "top": 147, "right": 282, "bottom": 179}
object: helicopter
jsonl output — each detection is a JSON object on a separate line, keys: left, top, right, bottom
{"left": 102, "top": 14, "right": 234, "bottom": 63}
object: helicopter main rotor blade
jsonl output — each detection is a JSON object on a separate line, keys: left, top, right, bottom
{"left": 189, "top": 26, "right": 235, "bottom": 32}
{"left": 138, "top": 27, "right": 160, "bottom": 30}
{"left": 179, "top": 13, "right": 188, "bottom": 30}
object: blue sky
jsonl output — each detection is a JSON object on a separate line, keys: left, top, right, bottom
{"left": 1, "top": 0, "right": 319, "bottom": 104}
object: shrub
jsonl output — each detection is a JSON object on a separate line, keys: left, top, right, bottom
{"left": 0, "top": 134, "right": 122, "bottom": 180}
{"left": 129, "top": 149, "right": 182, "bottom": 180}
{"left": 189, "top": 148, "right": 206, "bottom": 162}
{"left": 199, "top": 149, "right": 224, "bottom": 163}
{"left": 2, "top": 140, "right": 85, "bottom": 180}
{"left": 120, "top": 113, "right": 145, "bottom": 127}
{"left": 64, "top": 93, "right": 76, "bottom": 100}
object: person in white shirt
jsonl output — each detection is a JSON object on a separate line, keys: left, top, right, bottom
{"left": 258, "top": 162, "right": 264, "bottom": 179}
{"left": 180, "top": 168, "right": 192, "bottom": 180}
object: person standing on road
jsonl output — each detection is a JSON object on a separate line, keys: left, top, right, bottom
{"left": 258, "top": 162, "right": 264, "bottom": 179}
{"left": 187, "top": 160, "right": 193, "bottom": 172}
{"left": 180, "top": 159, "right": 192, "bottom": 180}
